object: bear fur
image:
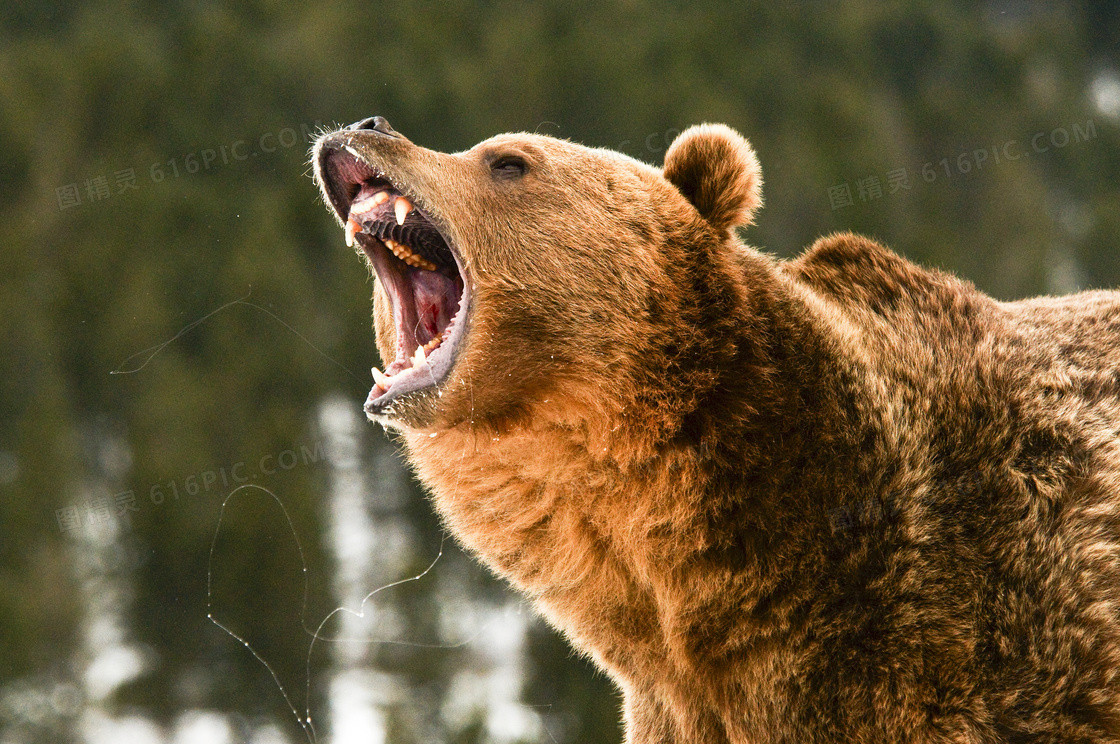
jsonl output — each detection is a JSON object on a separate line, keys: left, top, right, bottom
{"left": 313, "top": 117, "right": 1120, "bottom": 743}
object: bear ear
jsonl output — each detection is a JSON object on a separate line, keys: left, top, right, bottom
{"left": 663, "top": 124, "right": 762, "bottom": 232}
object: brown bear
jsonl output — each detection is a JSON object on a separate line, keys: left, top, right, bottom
{"left": 313, "top": 116, "right": 1120, "bottom": 743}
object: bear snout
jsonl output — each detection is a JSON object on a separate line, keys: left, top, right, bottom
{"left": 346, "top": 115, "right": 403, "bottom": 139}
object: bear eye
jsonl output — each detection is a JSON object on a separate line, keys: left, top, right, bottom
{"left": 490, "top": 155, "right": 528, "bottom": 179}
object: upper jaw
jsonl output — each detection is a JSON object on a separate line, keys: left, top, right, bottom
{"left": 313, "top": 130, "right": 400, "bottom": 225}
{"left": 313, "top": 133, "right": 471, "bottom": 424}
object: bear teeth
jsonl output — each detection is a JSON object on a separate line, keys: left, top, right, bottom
{"left": 422, "top": 333, "right": 443, "bottom": 353}
{"left": 411, "top": 333, "right": 444, "bottom": 366}
{"left": 394, "top": 196, "right": 413, "bottom": 226}
{"left": 347, "top": 217, "right": 438, "bottom": 271}
{"left": 383, "top": 238, "right": 437, "bottom": 271}
{"left": 370, "top": 333, "right": 445, "bottom": 393}
{"left": 351, "top": 189, "right": 390, "bottom": 215}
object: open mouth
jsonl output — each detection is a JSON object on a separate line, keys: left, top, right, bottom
{"left": 319, "top": 148, "right": 469, "bottom": 417}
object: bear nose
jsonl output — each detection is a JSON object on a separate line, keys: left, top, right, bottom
{"left": 348, "top": 116, "right": 401, "bottom": 138}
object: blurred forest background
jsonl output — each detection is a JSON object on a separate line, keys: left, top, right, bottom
{"left": 1, "top": 1, "right": 1118, "bottom": 742}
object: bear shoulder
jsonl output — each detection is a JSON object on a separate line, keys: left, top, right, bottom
{"left": 783, "top": 232, "right": 977, "bottom": 318}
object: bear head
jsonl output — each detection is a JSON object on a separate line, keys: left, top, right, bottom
{"left": 313, "top": 117, "right": 763, "bottom": 434}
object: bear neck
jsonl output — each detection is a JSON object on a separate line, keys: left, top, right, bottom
{"left": 401, "top": 242, "right": 872, "bottom": 619}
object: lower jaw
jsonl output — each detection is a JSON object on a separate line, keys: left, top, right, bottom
{"left": 363, "top": 318, "right": 468, "bottom": 424}
{"left": 360, "top": 257, "right": 470, "bottom": 421}
{"left": 364, "top": 384, "right": 442, "bottom": 428}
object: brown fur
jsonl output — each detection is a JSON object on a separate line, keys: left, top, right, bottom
{"left": 313, "top": 121, "right": 1120, "bottom": 743}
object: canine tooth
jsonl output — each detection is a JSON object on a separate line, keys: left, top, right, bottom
{"left": 346, "top": 218, "right": 360, "bottom": 247}
{"left": 395, "top": 197, "right": 413, "bottom": 226}
{"left": 372, "top": 367, "right": 389, "bottom": 387}
{"left": 412, "top": 345, "right": 427, "bottom": 367}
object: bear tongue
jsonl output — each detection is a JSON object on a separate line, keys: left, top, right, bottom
{"left": 378, "top": 269, "right": 460, "bottom": 382}
{"left": 410, "top": 270, "right": 459, "bottom": 341}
